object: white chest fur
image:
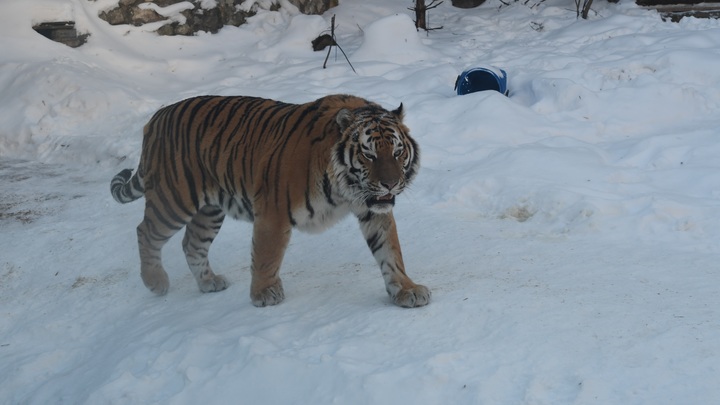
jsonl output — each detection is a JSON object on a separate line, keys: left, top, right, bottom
{"left": 292, "top": 197, "right": 352, "bottom": 234}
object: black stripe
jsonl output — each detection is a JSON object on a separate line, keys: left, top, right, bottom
{"left": 154, "top": 183, "right": 193, "bottom": 223}
{"left": 264, "top": 106, "right": 298, "bottom": 207}
{"left": 286, "top": 103, "right": 319, "bottom": 136}
{"left": 305, "top": 190, "right": 315, "bottom": 219}
{"left": 322, "top": 172, "right": 335, "bottom": 206}
{"left": 366, "top": 231, "right": 383, "bottom": 254}
{"left": 130, "top": 173, "right": 144, "bottom": 193}
{"left": 183, "top": 165, "right": 199, "bottom": 209}
{"left": 220, "top": 98, "right": 253, "bottom": 151}
{"left": 256, "top": 102, "right": 288, "bottom": 141}
{"left": 335, "top": 141, "right": 347, "bottom": 166}
{"left": 146, "top": 200, "right": 185, "bottom": 232}
{"left": 358, "top": 212, "right": 373, "bottom": 223}
{"left": 240, "top": 184, "right": 254, "bottom": 221}
{"left": 287, "top": 191, "right": 296, "bottom": 227}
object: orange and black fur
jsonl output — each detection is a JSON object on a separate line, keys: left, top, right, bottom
{"left": 110, "top": 94, "right": 429, "bottom": 307}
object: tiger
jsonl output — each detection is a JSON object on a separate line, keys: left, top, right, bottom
{"left": 110, "top": 94, "right": 430, "bottom": 308}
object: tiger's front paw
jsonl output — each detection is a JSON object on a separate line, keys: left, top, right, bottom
{"left": 198, "top": 274, "right": 228, "bottom": 293}
{"left": 251, "top": 280, "right": 285, "bottom": 307}
{"left": 392, "top": 284, "right": 431, "bottom": 308}
{"left": 142, "top": 266, "right": 170, "bottom": 296}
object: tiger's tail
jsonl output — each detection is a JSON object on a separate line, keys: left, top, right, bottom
{"left": 110, "top": 168, "right": 145, "bottom": 204}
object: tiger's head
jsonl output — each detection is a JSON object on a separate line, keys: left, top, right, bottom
{"left": 333, "top": 103, "right": 419, "bottom": 214}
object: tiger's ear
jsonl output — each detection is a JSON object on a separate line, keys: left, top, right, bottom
{"left": 336, "top": 108, "right": 354, "bottom": 132}
{"left": 392, "top": 103, "right": 404, "bottom": 120}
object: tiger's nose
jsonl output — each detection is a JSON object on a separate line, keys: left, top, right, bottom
{"left": 380, "top": 181, "right": 398, "bottom": 191}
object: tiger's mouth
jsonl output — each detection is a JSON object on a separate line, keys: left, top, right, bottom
{"left": 367, "top": 193, "right": 395, "bottom": 207}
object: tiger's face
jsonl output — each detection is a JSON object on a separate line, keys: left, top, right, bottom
{"left": 334, "top": 103, "right": 419, "bottom": 214}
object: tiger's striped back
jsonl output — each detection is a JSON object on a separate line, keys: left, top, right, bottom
{"left": 138, "top": 95, "right": 373, "bottom": 224}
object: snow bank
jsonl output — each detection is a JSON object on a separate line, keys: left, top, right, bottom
{"left": 352, "top": 13, "right": 440, "bottom": 64}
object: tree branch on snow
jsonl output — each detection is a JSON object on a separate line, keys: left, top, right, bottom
{"left": 409, "top": 0, "right": 444, "bottom": 32}
{"left": 312, "top": 15, "right": 356, "bottom": 74}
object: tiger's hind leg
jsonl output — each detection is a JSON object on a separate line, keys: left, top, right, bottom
{"left": 136, "top": 194, "right": 193, "bottom": 295}
{"left": 182, "top": 205, "right": 229, "bottom": 293}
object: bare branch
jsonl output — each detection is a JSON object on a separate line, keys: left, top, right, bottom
{"left": 319, "top": 15, "right": 356, "bottom": 74}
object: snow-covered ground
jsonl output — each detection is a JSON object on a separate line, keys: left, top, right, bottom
{"left": 2, "top": 0, "right": 720, "bottom": 403}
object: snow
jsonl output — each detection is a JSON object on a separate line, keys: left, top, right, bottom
{"left": 138, "top": 2, "right": 196, "bottom": 25}
{"left": 1, "top": 0, "right": 720, "bottom": 403}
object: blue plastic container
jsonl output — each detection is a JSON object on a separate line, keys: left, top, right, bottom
{"left": 455, "top": 67, "right": 508, "bottom": 96}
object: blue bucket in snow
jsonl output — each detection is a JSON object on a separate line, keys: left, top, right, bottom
{"left": 455, "top": 67, "right": 508, "bottom": 96}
